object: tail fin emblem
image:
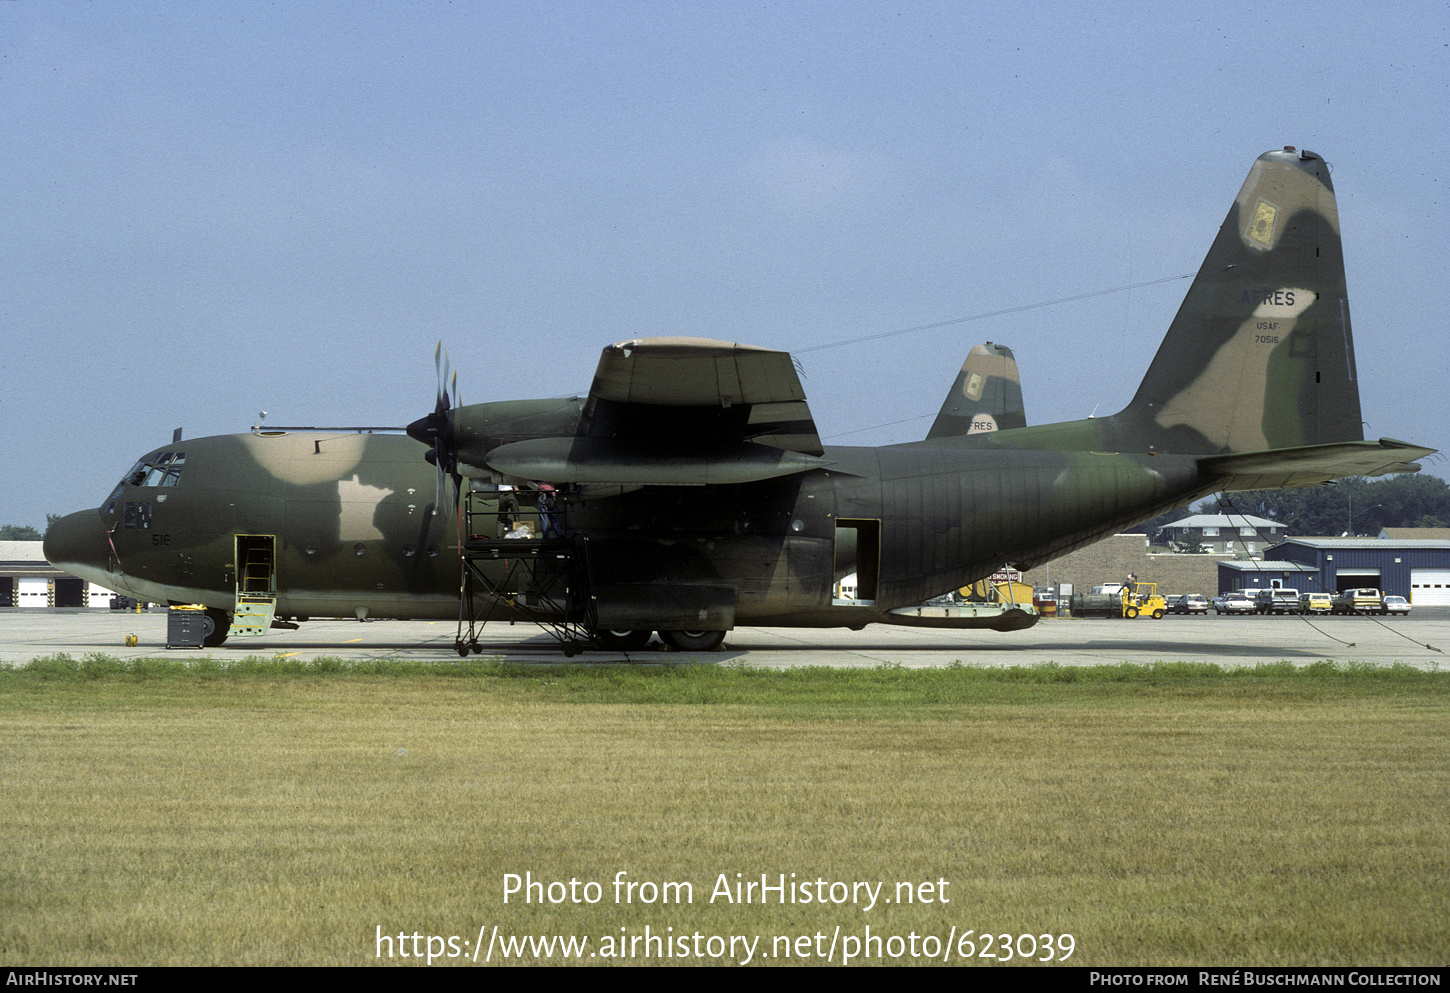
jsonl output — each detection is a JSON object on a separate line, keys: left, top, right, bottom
{"left": 1248, "top": 200, "right": 1278, "bottom": 247}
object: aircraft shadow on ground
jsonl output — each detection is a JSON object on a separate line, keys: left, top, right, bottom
{"left": 718, "top": 641, "right": 1327, "bottom": 658}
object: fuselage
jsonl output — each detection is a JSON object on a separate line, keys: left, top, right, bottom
{"left": 45, "top": 423, "right": 1214, "bottom": 627}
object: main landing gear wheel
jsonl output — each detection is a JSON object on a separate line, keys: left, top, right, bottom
{"left": 658, "top": 629, "right": 726, "bottom": 652}
{"left": 202, "top": 608, "right": 230, "bottom": 648}
{"left": 596, "top": 629, "right": 652, "bottom": 651}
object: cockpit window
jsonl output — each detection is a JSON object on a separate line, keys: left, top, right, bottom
{"left": 105, "top": 451, "right": 187, "bottom": 514}
{"left": 124, "top": 451, "right": 187, "bottom": 488}
{"left": 142, "top": 451, "right": 186, "bottom": 487}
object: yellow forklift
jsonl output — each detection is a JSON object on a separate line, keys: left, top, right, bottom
{"left": 1122, "top": 582, "right": 1168, "bottom": 619}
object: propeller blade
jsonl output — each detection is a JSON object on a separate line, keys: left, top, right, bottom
{"left": 415, "top": 341, "right": 464, "bottom": 515}
{"left": 434, "top": 341, "right": 447, "bottom": 413}
{"left": 442, "top": 349, "right": 452, "bottom": 410}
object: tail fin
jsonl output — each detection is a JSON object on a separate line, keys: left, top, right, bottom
{"left": 926, "top": 342, "right": 1027, "bottom": 439}
{"left": 1117, "top": 147, "right": 1362, "bottom": 454}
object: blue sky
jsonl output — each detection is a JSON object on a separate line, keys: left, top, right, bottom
{"left": 4, "top": 1, "right": 1447, "bottom": 528}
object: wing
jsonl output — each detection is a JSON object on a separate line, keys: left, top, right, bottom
{"left": 484, "top": 337, "right": 833, "bottom": 485}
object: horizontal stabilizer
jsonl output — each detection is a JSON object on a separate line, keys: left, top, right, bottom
{"left": 486, "top": 436, "right": 835, "bottom": 486}
{"left": 1201, "top": 438, "right": 1436, "bottom": 490}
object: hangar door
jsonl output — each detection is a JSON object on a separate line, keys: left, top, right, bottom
{"left": 1409, "top": 569, "right": 1450, "bottom": 606}
{"left": 53, "top": 577, "right": 85, "bottom": 607}
{"left": 1334, "top": 568, "right": 1380, "bottom": 593}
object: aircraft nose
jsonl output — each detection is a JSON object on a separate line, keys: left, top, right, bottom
{"left": 44, "top": 510, "right": 112, "bottom": 581}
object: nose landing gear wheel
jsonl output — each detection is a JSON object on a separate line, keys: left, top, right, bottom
{"left": 202, "top": 608, "right": 231, "bottom": 648}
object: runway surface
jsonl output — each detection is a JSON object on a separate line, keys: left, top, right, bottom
{"left": 3, "top": 608, "right": 1447, "bottom": 668}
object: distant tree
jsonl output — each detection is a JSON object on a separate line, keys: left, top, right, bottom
{"left": 1202, "top": 474, "right": 1450, "bottom": 536}
{"left": 0, "top": 524, "right": 43, "bottom": 540}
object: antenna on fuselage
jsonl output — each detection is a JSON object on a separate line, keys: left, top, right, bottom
{"left": 173, "top": 427, "right": 183, "bottom": 443}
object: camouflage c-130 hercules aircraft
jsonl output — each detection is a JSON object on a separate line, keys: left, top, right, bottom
{"left": 45, "top": 148, "right": 1434, "bottom": 652}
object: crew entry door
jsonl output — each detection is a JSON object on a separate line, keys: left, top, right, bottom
{"left": 232, "top": 534, "right": 278, "bottom": 636}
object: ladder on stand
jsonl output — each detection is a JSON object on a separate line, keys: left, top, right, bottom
{"left": 452, "top": 489, "right": 598, "bottom": 656}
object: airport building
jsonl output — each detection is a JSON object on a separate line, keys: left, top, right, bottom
{"left": 1251, "top": 537, "right": 1450, "bottom": 605}
{"left": 0, "top": 541, "right": 114, "bottom": 608}
{"left": 1018, "top": 534, "right": 1233, "bottom": 598}
{"left": 1013, "top": 530, "right": 1450, "bottom": 607}
{"left": 1155, "top": 514, "right": 1287, "bottom": 556}
{"left": 1215, "top": 558, "right": 1320, "bottom": 596}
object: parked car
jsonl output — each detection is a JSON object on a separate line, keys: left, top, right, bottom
{"left": 1298, "top": 592, "right": 1334, "bottom": 614}
{"left": 1254, "top": 587, "right": 1300, "bottom": 615}
{"left": 1213, "top": 592, "right": 1255, "bottom": 614}
{"left": 1332, "top": 588, "right": 1383, "bottom": 614}
{"left": 1170, "top": 594, "right": 1209, "bottom": 614}
{"left": 1380, "top": 596, "right": 1411, "bottom": 616}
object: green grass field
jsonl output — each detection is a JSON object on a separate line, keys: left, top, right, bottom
{"left": 2, "top": 657, "right": 1446, "bottom": 966}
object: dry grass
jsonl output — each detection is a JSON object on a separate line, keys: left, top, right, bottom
{"left": 1, "top": 662, "right": 1446, "bottom": 965}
